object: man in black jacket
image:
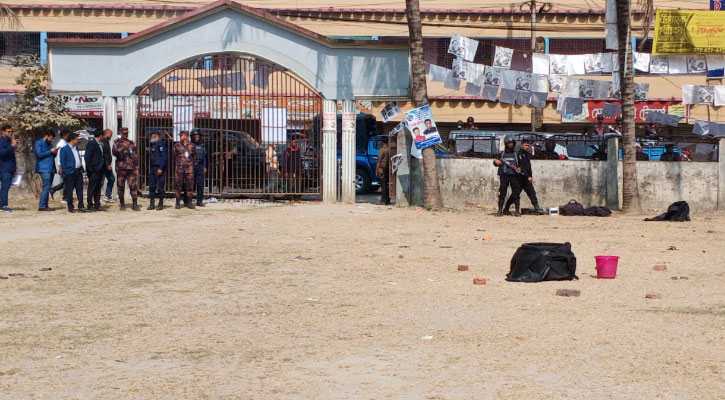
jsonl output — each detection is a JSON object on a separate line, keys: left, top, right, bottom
{"left": 101, "top": 129, "right": 115, "bottom": 203}
{"left": 493, "top": 135, "right": 522, "bottom": 217}
{"left": 84, "top": 129, "right": 107, "bottom": 211}
{"left": 504, "top": 139, "right": 542, "bottom": 214}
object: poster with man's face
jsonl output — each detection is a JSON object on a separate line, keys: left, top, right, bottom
{"left": 634, "top": 83, "right": 649, "bottom": 102}
{"left": 687, "top": 55, "right": 707, "bottom": 74}
{"left": 448, "top": 34, "right": 478, "bottom": 62}
{"left": 381, "top": 101, "right": 402, "bottom": 123}
{"left": 493, "top": 46, "right": 513, "bottom": 69}
{"left": 484, "top": 66, "right": 501, "bottom": 86}
{"left": 406, "top": 105, "right": 442, "bottom": 150}
{"left": 452, "top": 59, "right": 467, "bottom": 80}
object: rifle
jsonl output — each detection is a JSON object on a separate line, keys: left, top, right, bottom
{"left": 499, "top": 156, "right": 525, "bottom": 176}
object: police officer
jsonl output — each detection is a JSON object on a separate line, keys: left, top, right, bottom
{"left": 191, "top": 129, "right": 207, "bottom": 207}
{"left": 493, "top": 135, "right": 522, "bottom": 216}
{"left": 147, "top": 129, "right": 167, "bottom": 210}
{"left": 504, "top": 138, "right": 543, "bottom": 214}
{"left": 173, "top": 130, "right": 197, "bottom": 209}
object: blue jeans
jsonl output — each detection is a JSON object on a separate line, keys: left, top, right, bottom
{"left": 0, "top": 171, "right": 12, "bottom": 207}
{"left": 103, "top": 168, "right": 115, "bottom": 198}
{"left": 39, "top": 172, "right": 53, "bottom": 209}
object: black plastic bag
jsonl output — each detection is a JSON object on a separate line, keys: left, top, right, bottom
{"left": 507, "top": 242, "right": 578, "bottom": 282}
{"left": 645, "top": 201, "right": 690, "bottom": 222}
{"left": 584, "top": 206, "right": 612, "bottom": 217}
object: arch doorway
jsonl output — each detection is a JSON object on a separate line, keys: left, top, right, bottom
{"left": 136, "top": 53, "right": 323, "bottom": 197}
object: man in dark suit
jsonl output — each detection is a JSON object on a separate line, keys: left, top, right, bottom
{"left": 101, "top": 129, "right": 115, "bottom": 203}
{"left": 84, "top": 129, "right": 106, "bottom": 211}
{"left": 60, "top": 132, "right": 86, "bottom": 213}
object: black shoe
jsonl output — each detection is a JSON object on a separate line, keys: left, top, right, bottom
{"left": 175, "top": 199, "right": 181, "bottom": 209}
{"left": 188, "top": 201, "right": 195, "bottom": 209}
{"left": 119, "top": 199, "right": 126, "bottom": 211}
{"left": 78, "top": 207, "right": 87, "bottom": 213}
{"left": 147, "top": 199, "right": 156, "bottom": 211}
{"left": 497, "top": 208, "right": 504, "bottom": 217}
{"left": 513, "top": 206, "right": 521, "bottom": 217}
{"left": 94, "top": 206, "right": 105, "bottom": 212}
{"left": 38, "top": 207, "right": 54, "bottom": 212}
{"left": 196, "top": 201, "right": 204, "bottom": 207}
{"left": 131, "top": 198, "right": 140, "bottom": 211}
{"left": 68, "top": 208, "right": 76, "bottom": 213}
{"left": 50, "top": 190, "right": 55, "bottom": 200}
{"left": 87, "top": 208, "right": 97, "bottom": 212}
{"left": 156, "top": 199, "right": 163, "bottom": 211}
{"left": 503, "top": 210, "right": 512, "bottom": 216}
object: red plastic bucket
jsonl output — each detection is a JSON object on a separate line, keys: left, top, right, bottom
{"left": 595, "top": 255, "right": 619, "bottom": 279}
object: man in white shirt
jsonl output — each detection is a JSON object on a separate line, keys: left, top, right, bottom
{"left": 50, "top": 130, "right": 70, "bottom": 202}
{"left": 59, "top": 132, "right": 86, "bottom": 213}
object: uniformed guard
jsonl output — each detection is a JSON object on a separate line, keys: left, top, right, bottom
{"left": 173, "top": 130, "right": 197, "bottom": 209}
{"left": 147, "top": 129, "right": 167, "bottom": 210}
{"left": 111, "top": 127, "right": 141, "bottom": 211}
{"left": 504, "top": 138, "right": 543, "bottom": 214}
{"left": 191, "top": 129, "right": 207, "bottom": 207}
{"left": 492, "top": 135, "right": 522, "bottom": 216}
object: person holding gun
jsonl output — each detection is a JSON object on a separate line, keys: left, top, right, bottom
{"left": 492, "top": 135, "right": 523, "bottom": 217}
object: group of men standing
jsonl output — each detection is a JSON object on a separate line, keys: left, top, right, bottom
{"left": 24, "top": 126, "right": 208, "bottom": 213}
{"left": 493, "top": 135, "right": 542, "bottom": 217}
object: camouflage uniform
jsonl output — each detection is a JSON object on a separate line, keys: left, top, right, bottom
{"left": 112, "top": 138, "right": 139, "bottom": 199}
{"left": 173, "top": 141, "right": 196, "bottom": 199}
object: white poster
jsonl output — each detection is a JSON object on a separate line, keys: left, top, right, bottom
{"left": 668, "top": 55, "right": 688, "bottom": 74}
{"left": 467, "top": 62, "right": 486, "bottom": 86}
{"left": 682, "top": 85, "right": 715, "bottom": 105}
{"left": 567, "top": 55, "right": 586, "bottom": 75}
{"left": 687, "top": 55, "right": 707, "bottom": 74}
{"left": 550, "top": 55, "right": 569, "bottom": 75}
{"left": 578, "top": 80, "right": 596, "bottom": 99}
{"left": 261, "top": 107, "right": 287, "bottom": 144}
{"left": 500, "top": 69, "right": 518, "bottom": 90}
{"left": 406, "top": 105, "right": 441, "bottom": 150}
{"left": 548, "top": 75, "right": 563, "bottom": 93}
{"left": 381, "top": 101, "right": 402, "bottom": 123}
{"left": 493, "top": 46, "right": 514, "bottom": 69}
{"left": 532, "top": 54, "right": 550, "bottom": 75}
{"left": 451, "top": 59, "right": 467, "bottom": 80}
{"left": 172, "top": 105, "right": 194, "bottom": 141}
{"left": 634, "top": 83, "right": 649, "bottom": 102}
{"left": 484, "top": 66, "right": 501, "bottom": 86}
{"left": 707, "top": 55, "right": 725, "bottom": 77}
{"left": 531, "top": 74, "right": 548, "bottom": 93}
{"left": 602, "top": 53, "right": 615, "bottom": 73}
{"left": 584, "top": 53, "right": 606, "bottom": 74}
{"left": 428, "top": 64, "right": 449, "bottom": 82}
{"left": 715, "top": 86, "right": 725, "bottom": 107}
{"left": 649, "top": 56, "right": 669, "bottom": 74}
{"left": 633, "top": 52, "right": 650, "bottom": 72}
{"left": 448, "top": 34, "right": 479, "bottom": 62}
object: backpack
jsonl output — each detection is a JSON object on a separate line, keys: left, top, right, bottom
{"left": 560, "top": 199, "right": 585, "bottom": 216}
{"left": 645, "top": 201, "right": 690, "bottom": 222}
{"left": 584, "top": 206, "right": 612, "bottom": 217}
{"left": 506, "top": 242, "right": 578, "bottom": 282}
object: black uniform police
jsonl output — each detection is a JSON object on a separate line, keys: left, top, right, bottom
{"left": 191, "top": 129, "right": 207, "bottom": 207}
{"left": 504, "top": 139, "right": 542, "bottom": 214}
{"left": 493, "top": 135, "right": 522, "bottom": 217}
{"left": 147, "top": 129, "right": 167, "bottom": 210}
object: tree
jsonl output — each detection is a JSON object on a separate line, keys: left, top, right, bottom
{"left": 615, "top": 0, "right": 641, "bottom": 213}
{"left": 0, "top": 56, "right": 82, "bottom": 194}
{"left": 0, "top": 4, "right": 20, "bottom": 29}
{"left": 405, "top": 0, "right": 444, "bottom": 209}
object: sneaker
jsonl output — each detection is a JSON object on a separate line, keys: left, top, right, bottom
{"left": 61, "top": 200, "right": 67, "bottom": 204}
{"left": 1, "top": 206, "right": 11, "bottom": 212}
{"left": 104, "top": 196, "right": 115, "bottom": 203}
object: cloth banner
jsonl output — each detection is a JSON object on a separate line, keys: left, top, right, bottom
{"left": 500, "top": 69, "right": 518, "bottom": 90}
{"left": 467, "top": 63, "right": 486, "bottom": 86}
{"left": 148, "top": 82, "right": 167, "bottom": 101}
{"left": 668, "top": 55, "right": 688, "bottom": 74}
{"left": 500, "top": 88, "right": 517, "bottom": 104}
{"left": 653, "top": 10, "right": 725, "bottom": 54}
{"left": 531, "top": 92, "right": 548, "bottom": 108}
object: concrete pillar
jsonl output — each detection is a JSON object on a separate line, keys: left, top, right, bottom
{"left": 718, "top": 138, "right": 725, "bottom": 211}
{"left": 120, "top": 96, "right": 138, "bottom": 142}
{"left": 340, "top": 101, "right": 356, "bottom": 204}
{"left": 103, "top": 97, "right": 118, "bottom": 134}
{"left": 322, "top": 100, "right": 338, "bottom": 203}
{"left": 606, "top": 136, "right": 620, "bottom": 210}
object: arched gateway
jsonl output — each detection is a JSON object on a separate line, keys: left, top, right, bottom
{"left": 46, "top": 0, "right": 409, "bottom": 202}
{"left": 137, "top": 54, "right": 323, "bottom": 196}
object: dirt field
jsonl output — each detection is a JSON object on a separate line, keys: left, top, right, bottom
{"left": 1, "top": 198, "right": 724, "bottom": 399}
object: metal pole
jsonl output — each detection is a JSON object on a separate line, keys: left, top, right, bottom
{"left": 530, "top": 0, "right": 537, "bottom": 133}
{"left": 322, "top": 100, "right": 338, "bottom": 203}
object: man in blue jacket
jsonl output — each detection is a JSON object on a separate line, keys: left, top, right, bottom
{"left": 59, "top": 132, "right": 86, "bottom": 213}
{"left": 0, "top": 123, "right": 17, "bottom": 212}
{"left": 34, "top": 129, "right": 58, "bottom": 211}
{"left": 147, "top": 129, "right": 167, "bottom": 210}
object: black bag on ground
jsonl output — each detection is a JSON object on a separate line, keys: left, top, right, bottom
{"left": 506, "top": 242, "right": 578, "bottom": 282}
{"left": 560, "top": 199, "right": 585, "bottom": 216}
{"left": 644, "top": 201, "right": 690, "bottom": 222}
{"left": 584, "top": 206, "right": 612, "bottom": 217}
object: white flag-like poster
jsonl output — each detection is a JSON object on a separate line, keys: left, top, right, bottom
{"left": 493, "top": 46, "right": 513, "bottom": 69}
{"left": 649, "top": 56, "right": 669, "bottom": 74}
{"left": 548, "top": 75, "right": 563, "bottom": 93}
{"left": 532, "top": 54, "right": 550, "bottom": 75}
{"left": 633, "top": 52, "right": 650, "bottom": 72}
{"left": 682, "top": 85, "right": 714, "bottom": 105}
{"left": 451, "top": 59, "right": 467, "bottom": 80}
{"left": 483, "top": 66, "right": 501, "bottom": 86}
{"left": 687, "top": 55, "right": 707, "bottom": 74}
{"left": 584, "top": 53, "right": 606, "bottom": 74}
{"left": 668, "top": 55, "right": 688, "bottom": 74}
{"left": 634, "top": 83, "right": 649, "bottom": 102}
{"left": 549, "top": 55, "right": 569, "bottom": 75}
{"left": 448, "top": 34, "right": 479, "bottom": 62}
{"left": 467, "top": 63, "right": 486, "bottom": 87}
{"left": 381, "top": 101, "right": 402, "bottom": 123}
{"left": 567, "top": 55, "right": 586, "bottom": 75}
{"left": 428, "top": 64, "right": 450, "bottom": 82}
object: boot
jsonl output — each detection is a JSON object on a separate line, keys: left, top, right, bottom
{"left": 119, "top": 198, "right": 126, "bottom": 211}
{"left": 188, "top": 201, "right": 195, "bottom": 210}
{"left": 196, "top": 198, "right": 204, "bottom": 207}
{"left": 513, "top": 203, "right": 521, "bottom": 217}
{"left": 534, "top": 204, "right": 545, "bottom": 214}
{"left": 156, "top": 198, "right": 163, "bottom": 211}
{"left": 175, "top": 198, "right": 181, "bottom": 209}
{"left": 147, "top": 198, "right": 156, "bottom": 211}
{"left": 497, "top": 202, "right": 504, "bottom": 217}
{"left": 132, "top": 198, "right": 140, "bottom": 211}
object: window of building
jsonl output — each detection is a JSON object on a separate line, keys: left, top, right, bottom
{"left": 0, "top": 32, "right": 40, "bottom": 66}
{"left": 47, "top": 32, "right": 123, "bottom": 40}
{"left": 548, "top": 38, "right": 605, "bottom": 55}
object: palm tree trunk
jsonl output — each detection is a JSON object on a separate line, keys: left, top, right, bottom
{"left": 405, "top": 0, "right": 443, "bottom": 209}
{"left": 616, "top": 0, "right": 641, "bottom": 213}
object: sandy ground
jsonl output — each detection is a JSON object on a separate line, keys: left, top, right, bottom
{"left": 1, "top": 196, "right": 724, "bottom": 400}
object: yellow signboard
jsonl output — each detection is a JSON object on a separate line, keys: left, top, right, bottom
{"left": 652, "top": 10, "right": 725, "bottom": 54}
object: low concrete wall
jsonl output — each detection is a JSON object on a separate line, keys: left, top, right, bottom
{"left": 437, "top": 158, "right": 719, "bottom": 212}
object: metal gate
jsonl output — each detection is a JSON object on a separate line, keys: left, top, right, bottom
{"left": 136, "top": 54, "right": 323, "bottom": 197}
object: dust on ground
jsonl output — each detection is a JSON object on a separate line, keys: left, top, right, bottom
{"left": 1, "top": 198, "right": 724, "bottom": 399}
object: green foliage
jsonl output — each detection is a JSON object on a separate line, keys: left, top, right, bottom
{"left": 1, "top": 55, "right": 82, "bottom": 139}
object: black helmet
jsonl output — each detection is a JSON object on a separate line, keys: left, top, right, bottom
{"left": 191, "top": 128, "right": 201, "bottom": 136}
{"left": 504, "top": 134, "right": 516, "bottom": 144}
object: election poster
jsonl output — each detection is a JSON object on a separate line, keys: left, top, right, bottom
{"left": 652, "top": 10, "right": 725, "bottom": 54}
{"left": 405, "top": 105, "right": 442, "bottom": 150}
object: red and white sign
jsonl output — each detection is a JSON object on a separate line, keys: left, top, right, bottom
{"left": 563, "top": 101, "right": 689, "bottom": 123}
